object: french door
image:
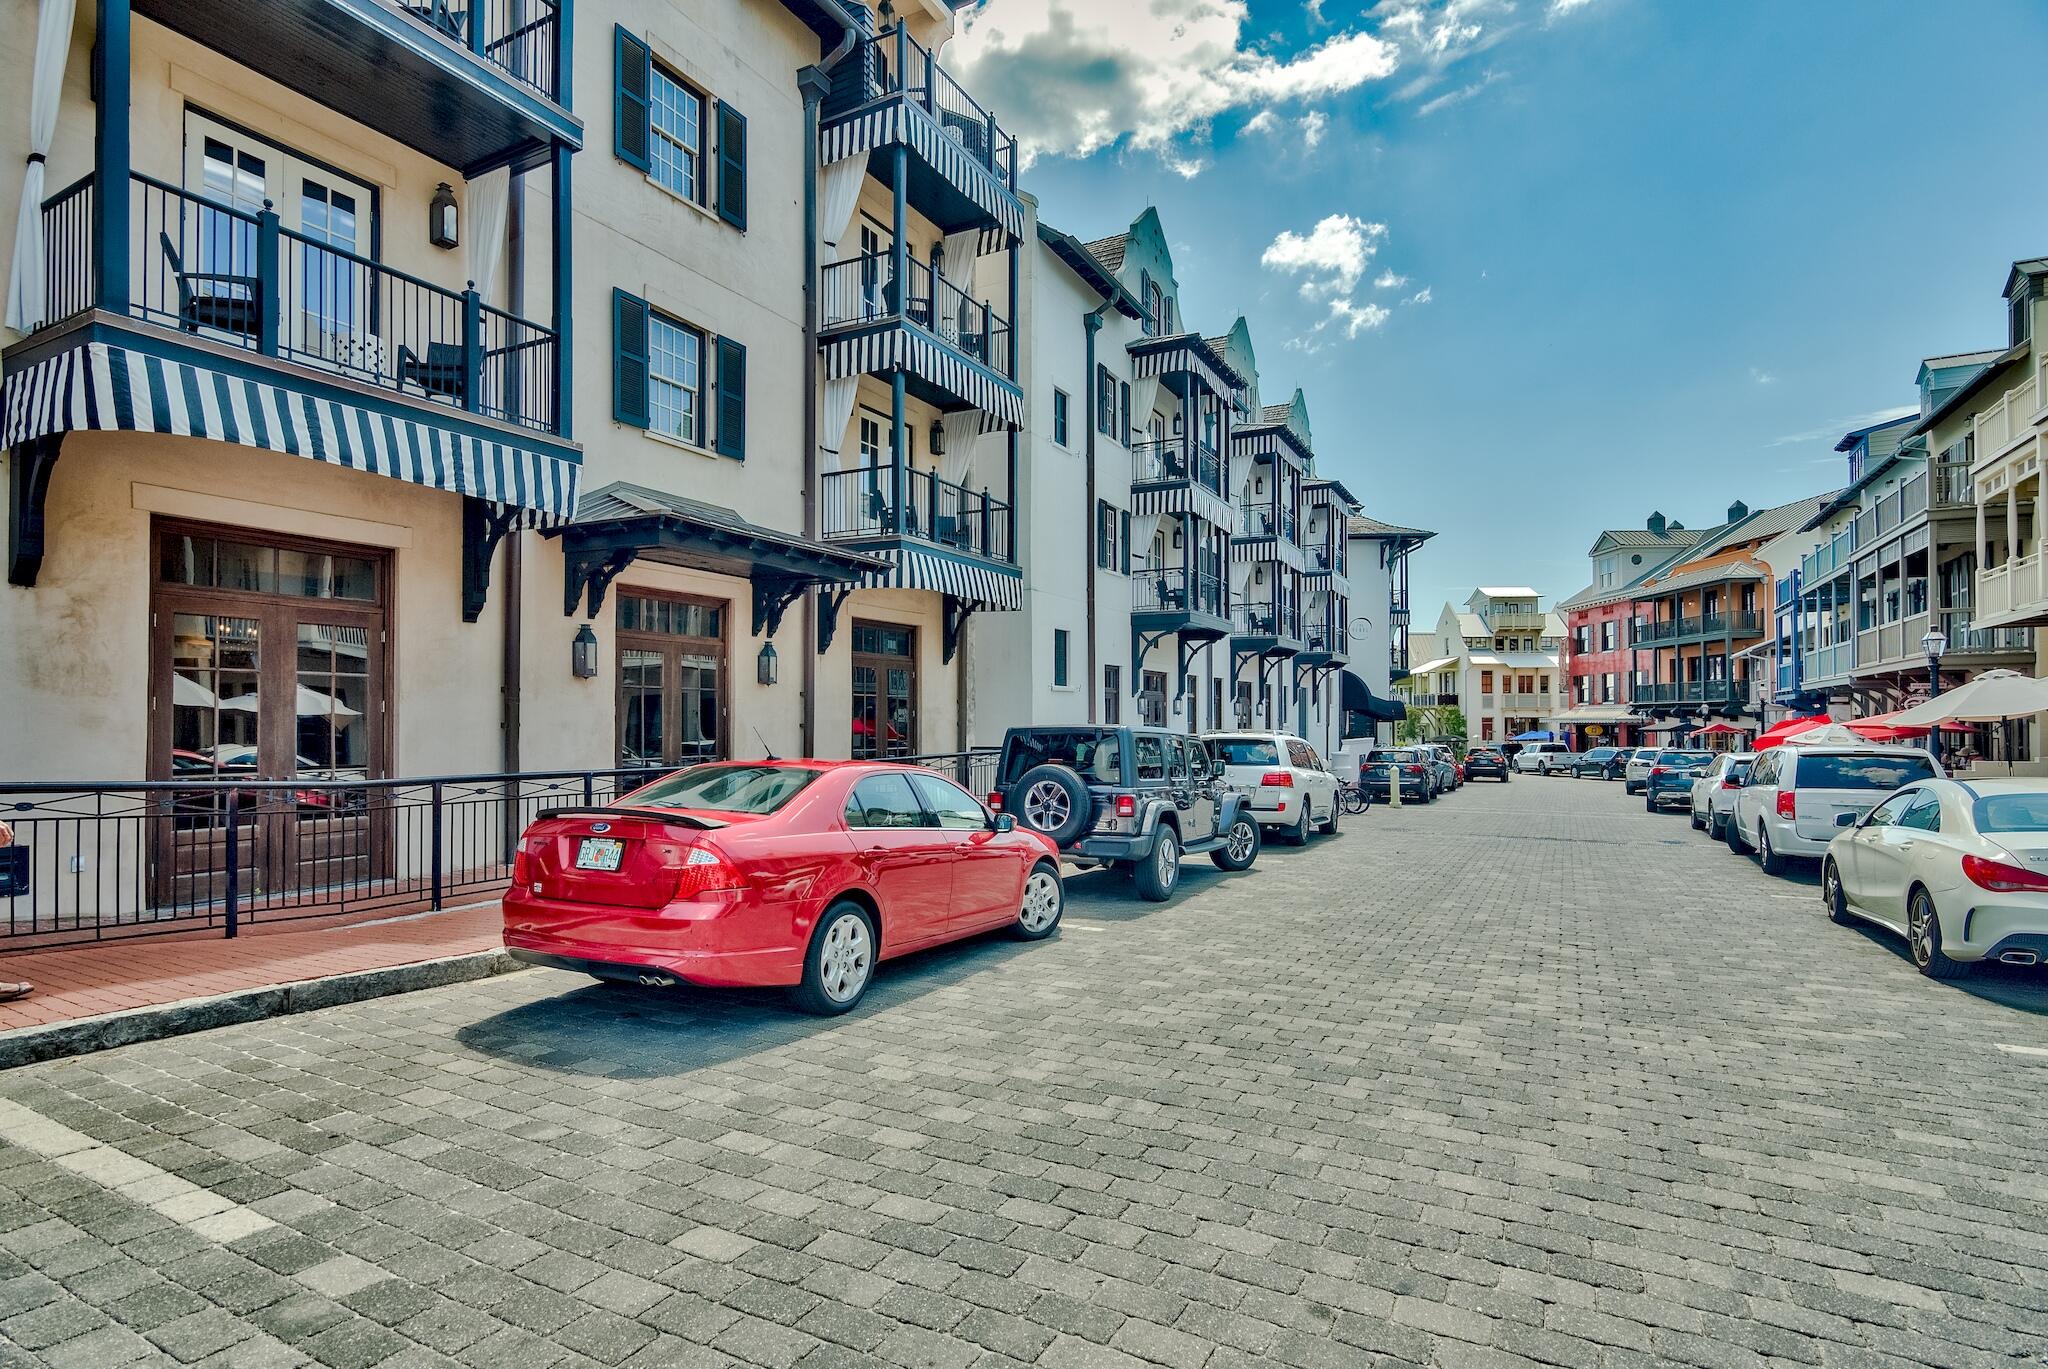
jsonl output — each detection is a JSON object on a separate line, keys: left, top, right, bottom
{"left": 150, "top": 523, "right": 388, "bottom": 909}
{"left": 851, "top": 621, "right": 917, "bottom": 759}
{"left": 616, "top": 593, "right": 729, "bottom": 771}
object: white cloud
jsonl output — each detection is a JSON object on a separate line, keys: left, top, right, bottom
{"left": 1548, "top": 0, "right": 1600, "bottom": 16}
{"left": 951, "top": 2, "right": 1399, "bottom": 166}
{"left": 1417, "top": 66, "right": 1506, "bottom": 115}
{"left": 1769, "top": 406, "right": 1917, "bottom": 447}
{"left": 1405, "top": 286, "right": 1433, "bottom": 305}
{"left": 1300, "top": 111, "right": 1330, "bottom": 147}
{"left": 1244, "top": 110, "right": 1282, "bottom": 136}
{"left": 1374, "top": 269, "right": 1408, "bottom": 289}
{"left": 1750, "top": 367, "right": 1777, "bottom": 386}
{"left": 1262, "top": 215, "right": 1400, "bottom": 339}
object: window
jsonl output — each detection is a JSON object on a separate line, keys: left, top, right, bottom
{"left": 650, "top": 64, "right": 705, "bottom": 201}
{"left": 909, "top": 774, "right": 990, "bottom": 830}
{"left": 1053, "top": 389, "right": 1070, "bottom": 447}
{"left": 844, "top": 773, "right": 928, "bottom": 829}
{"left": 1898, "top": 791, "right": 1942, "bottom": 833}
{"left": 648, "top": 312, "right": 705, "bottom": 444}
{"left": 1480, "top": 671, "right": 1494, "bottom": 693}
{"left": 1104, "top": 665, "right": 1121, "bottom": 724}
{"left": 1211, "top": 678, "right": 1223, "bottom": 734}
{"left": 630, "top": 764, "right": 814, "bottom": 814}
{"left": 1096, "top": 502, "right": 1126, "bottom": 571}
{"left": 859, "top": 416, "right": 882, "bottom": 465}
{"left": 1052, "top": 629, "right": 1070, "bottom": 688}
{"left": 1134, "top": 734, "right": 1166, "bottom": 781}
{"left": 1864, "top": 790, "right": 1917, "bottom": 827}
{"left": 1096, "top": 366, "right": 1123, "bottom": 441}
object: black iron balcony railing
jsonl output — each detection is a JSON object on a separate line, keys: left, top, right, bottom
{"left": 1280, "top": 507, "right": 1299, "bottom": 545}
{"left": 1629, "top": 611, "right": 1764, "bottom": 645}
{"left": 1302, "top": 619, "right": 1348, "bottom": 656}
{"left": 1634, "top": 678, "right": 1755, "bottom": 706}
{"left": 1234, "top": 600, "right": 1300, "bottom": 640}
{"left": 830, "top": 26, "right": 1018, "bottom": 189}
{"left": 819, "top": 463, "right": 1014, "bottom": 565}
{"left": 820, "top": 253, "right": 1013, "bottom": 378}
{"left": 1240, "top": 506, "right": 1276, "bottom": 537}
{"left": 1130, "top": 437, "right": 1225, "bottom": 497}
{"left": 396, "top": 0, "right": 564, "bottom": 101}
{"left": 39, "top": 174, "right": 560, "bottom": 433}
{"left": 1132, "top": 567, "right": 1226, "bottom": 617}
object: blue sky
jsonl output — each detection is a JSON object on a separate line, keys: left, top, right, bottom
{"left": 953, "top": 0, "right": 2048, "bottom": 618}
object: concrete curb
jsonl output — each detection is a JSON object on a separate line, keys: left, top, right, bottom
{"left": 0, "top": 951, "right": 525, "bottom": 1071}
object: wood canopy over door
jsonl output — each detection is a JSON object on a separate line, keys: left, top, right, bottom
{"left": 616, "top": 592, "right": 730, "bottom": 771}
{"left": 851, "top": 621, "right": 917, "bottom": 759}
{"left": 149, "top": 520, "right": 390, "bottom": 910}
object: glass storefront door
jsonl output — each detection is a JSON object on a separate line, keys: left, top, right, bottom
{"left": 851, "top": 622, "right": 917, "bottom": 758}
{"left": 616, "top": 593, "right": 727, "bottom": 770}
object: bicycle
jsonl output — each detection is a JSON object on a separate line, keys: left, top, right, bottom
{"left": 1338, "top": 778, "right": 1373, "bottom": 815}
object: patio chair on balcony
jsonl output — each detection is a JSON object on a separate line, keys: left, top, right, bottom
{"left": 939, "top": 109, "right": 990, "bottom": 161}
{"left": 397, "top": 342, "right": 468, "bottom": 406}
{"left": 160, "top": 234, "right": 260, "bottom": 339}
{"left": 1157, "top": 575, "right": 1184, "bottom": 612}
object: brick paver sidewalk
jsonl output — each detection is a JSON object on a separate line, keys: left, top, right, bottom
{"left": 0, "top": 902, "right": 504, "bottom": 1033}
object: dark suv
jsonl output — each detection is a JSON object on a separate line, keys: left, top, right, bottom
{"left": 1464, "top": 747, "right": 1510, "bottom": 781}
{"left": 991, "top": 727, "right": 1260, "bottom": 901}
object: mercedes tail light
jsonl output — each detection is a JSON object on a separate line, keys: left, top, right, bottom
{"left": 1776, "top": 791, "right": 1797, "bottom": 819}
{"left": 1261, "top": 772, "right": 1294, "bottom": 787}
{"left": 1962, "top": 854, "right": 2048, "bottom": 893}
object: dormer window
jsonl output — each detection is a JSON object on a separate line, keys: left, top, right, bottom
{"left": 2013, "top": 278, "right": 2036, "bottom": 348}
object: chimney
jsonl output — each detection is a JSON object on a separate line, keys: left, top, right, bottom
{"left": 1727, "top": 500, "right": 1749, "bottom": 524}
{"left": 1646, "top": 511, "right": 1667, "bottom": 536}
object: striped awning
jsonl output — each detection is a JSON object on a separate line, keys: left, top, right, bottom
{"left": 820, "top": 101, "right": 1025, "bottom": 247}
{"left": 1129, "top": 337, "right": 1241, "bottom": 400}
{"left": 1232, "top": 426, "right": 1311, "bottom": 469}
{"left": 857, "top": 542, "right": 1021, "bottom": 611}
{"left": 820, "top": 327, "right": 1023, "bottom": 427}
{"left": 2, "top": 340, "right": 579, "bottom": 525}
{"left": 1132, "top": 479, "right": 1233, "bottom": 530}
{"left": 1231, "top": 537, "right": 1307, "bottom": 573}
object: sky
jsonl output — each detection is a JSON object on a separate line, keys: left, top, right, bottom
{"left": 949, "top": 0, "right": 2048, "bottom": 620}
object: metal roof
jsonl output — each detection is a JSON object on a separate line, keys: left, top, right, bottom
{"left": 1347, "top": 515, "right": 1436, "bottom": 541}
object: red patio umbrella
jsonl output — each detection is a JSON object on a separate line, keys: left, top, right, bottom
{"left": 1690, "top": 722, "right": 1745, "bottom": 736}
{"left": 1751, "top": 715, "right": 1831, "bottom": 750}
{"left": 1847, "top": 708, "right": 1971, "bottom": 741}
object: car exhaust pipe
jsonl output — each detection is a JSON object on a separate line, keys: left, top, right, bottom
{"left": 1998, "top": 950, "right": 2039, "bottom": 966}
{"left": 637, "top": 973, "right": 678, "bottom": 987}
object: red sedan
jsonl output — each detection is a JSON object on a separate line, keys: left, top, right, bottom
{"left": 504, "top": 761, "right": 1064, "bottom": 1014}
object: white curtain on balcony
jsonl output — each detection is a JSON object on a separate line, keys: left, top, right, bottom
{"left": 5, "top": 0, "right": 78, "bottom": 333}
{"left": 940, "top": 228, "right": 981, "bottom": 279}
{"left": 1130, "top": 376, "right": 1161, "bottom": 440}
{"left": 823, "top": 376, "right": 861, "bottom": 467}
{"left": 1130, "top": 513, "right": 1163, "bottom": 573}
{"left": 820, "top": 154, "right": 865, "bottom": 259}
{"left": 464, "top": 167, "right": 511, "bottom": 303}
{"left": 936, "top": 408, "right": 982, "bottom": 488}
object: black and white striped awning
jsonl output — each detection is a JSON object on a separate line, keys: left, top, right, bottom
{"left": 1132, "top": 480, "right": 1233, "bottom": 531}
{"left": 2, "top": 341, "right": 579, "bottom": 525}
{"left": 857, "top": 542, "right": 1021, "bottom": 611}
{"left": 821, "top": 102, "right": 1025, "bottom": 247}
{"left": 1129, "top": 337, "right": 1242, "bottom": 400}
{"left": 1231, "top": 538, "right": 1308, "bottom": 573}
{"left": 1232, "top": 426, "right": 1311, "bottom": 469}
{"left": 820, "top": 327, "right": 1023, "bottom": 427}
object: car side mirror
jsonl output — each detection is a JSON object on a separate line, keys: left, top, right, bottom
{"left": 992, "top": 813, "right": 1016, "bottom": 833}
{"left": 1689, "top": 768, "right": 1708, "bottom": 779}
{"left": 1834, "top": 811, "right": 1857, "bottom": 828}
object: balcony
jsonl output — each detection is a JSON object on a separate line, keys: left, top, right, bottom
{"left": 1130, "top": 436, "right": 1228, "bottom": 506}
{"left": 1801, "top": 641, "right": 1855, "bottom": 687}
{"left": 1232, "top": 600, "right": 1303, "bottom": 653}
{"left": 1629, "top": 612, "right": 1763, "bottom": 646}
{"left": 1633, "top": 679, "right": 1755, "bottom": 708}
{"left": 1299, "top": 614, "right": 1349, "bottom": 663}
{"left": 1931, "top": 459, "right": 1975, "bottom": 509}
{"left": 1133, "top": 567, "right": 1227, "bottom": 619}
{"left": 1851, "top": 472, "right": 1929, "bottom": 548}
{"left": 1801, "top": 525, "right": 1860, "bottom": 584}
{"left": 820, "top": 25, "right": 1023, "bottom": 242}
{"left": 1412, "top": 692, "right": 1460, "bottom": 707}
{"left": 1937, "top": 610, "right": 2033, "bottom": 656}
{"left": 1977, "top": 553, "right": 2047, "bottom": 629}
{"left": 819, "top": 462, "right": 1014, "bottom": 567}
{"left": 1975, "top": 365, "right": 2043, "bottom": 471}
{"left": 820, "top": 253, "right": 1014, "bottom": 380}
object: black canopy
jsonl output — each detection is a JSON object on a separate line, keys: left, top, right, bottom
{"left": 1341, "top": 670, "right": 1405, "bottom": 726}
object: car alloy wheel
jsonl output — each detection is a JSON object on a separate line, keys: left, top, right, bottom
{"left": 1155, "top": 836, "right": 1178, "bottom": 890}
{"left": 817, "top": 910, "right": 874, "bottom": 1005}
{"left": 1227, "top": 820, "right": 1256, "bottom": 864}
{"left": 1823, "top": 861, "right": 1852, "bottom": 925}
{"left": 1022, "top": 780, "right": 1072, "bottom": 833}
{"left": 1908, "top": 889, "right": 1966, "bottom": 978}
{"left": 1018, "top": 867, "right": 1062, "bottom": 935}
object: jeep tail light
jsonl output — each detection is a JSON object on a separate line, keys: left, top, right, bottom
{"left": 1115, "top": 794, "right": 1137, "bottom": 818}
{"left": 1962, "top": 854, "right": 2048, "bottom": 893}
{"left": 1776, "top": 791, "right": 1797, "bottom": 820}
{"left": 1261, "top": 772, "right": 1294, "bottom": 787}
{"left": 987, "top": 791, "right": 1003, "bottom": 812}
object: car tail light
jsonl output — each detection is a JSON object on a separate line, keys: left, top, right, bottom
{"left": 670, "top": 844, "right": 744, "bottom": 899}
{"left": 512, "top": 832, "right": 551, "bottom": 885}
{"left": 987, "top": 791, "right": 1003, "bottom": 812}
{"left": 1776, "top": 791, "right": 1797, "bottom": 820}
{"left": 1719, "top": 776, "right": 1741, "bottom": 790}
{"left": 1649, "top": 766, "right": 1667, "bottom": 778}
{"left": 1261, "top": 772, "right": 1294, "bottom": 787}
{"left": 1115, "top": 794, "right": 1137, "bottom": 819}
{"left": 1406, "top": 765, "right": 1425, "bottom": 776}
{"left": 1962, "top": 854, "right": 2048, "bottom": 893}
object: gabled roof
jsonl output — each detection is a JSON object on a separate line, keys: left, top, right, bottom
{"left": 1594, "top": 527, "right": 1705, "bottom": 551}
{"left": 1259, "top": 401, "right": 1296, "bottom": 426}
{"left": 1081, "top": 233, "right": 1129, "bottom": 275}
{"left": 2004, "top": 256, "right": 2048, "bottom": 299}
{"left": 1910, "top": 340, "right": 2031, "bottom": 436}
{"left": 1038, "top": 222, "right": 1144, "bottom": 319}
{"left": 1348, "top": 515, "right": 1435, "bottom": 541}
{"left": 1476, "top": 586, "right": 1540, "bottom": 598}
{"left": 1639, "top": 555, "right": 1770, "bottom": 597}
{"left": 1721, "top": 492, "right": 1836, "bottom": 545}
{"left": 1833, "top": 413, "right": 1915, "bottom": 452}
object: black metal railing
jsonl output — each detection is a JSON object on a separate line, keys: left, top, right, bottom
{"left": 819, "top": 253, "right": 1013, "bottom": 378}
{"left": 1634, "top": 679, "right": 1755, "bottom": 706}
{"left": 826, "top": 26, "right": 1017, "bottom": 189}
{"left": 1130, "top": 437, "right": 1225, "bottom": 496}
{"left": 819, "top": 463, "right": 1014, "bottom": 564}
{"left": 397, "top": 0, "right": 564, "bottom": 102}
{"left": 903, "top": 750, "right": 1002, "bottom": 800}
{"left": 1132, "top": 567, "right": 1226, "bottom": 617}
{"left": 1240, "top": 506, "right": 1277, "bottom": 537}
{"left": 38, "top": 174, "right": 561, "bottom": 434}
{"left": 1629, "top": 611, "right": 1763, "bottom": 645}
{"left": 39, "top": 175, "right": 94, "bottom": 324}
{"left": 0, "top": 768, "right": 659, "bottom": 948}
{"left": 1234, "top": 599, "right": 1301, "bottom": 641}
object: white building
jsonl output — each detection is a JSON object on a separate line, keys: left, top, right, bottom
{"left": 1401, "top": 589, "right": 1567, "bottom": 744}
{"left": 1345, "top": 516, "right": 1436, "bottom": 742}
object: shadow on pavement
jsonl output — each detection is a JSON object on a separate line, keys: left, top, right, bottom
{"left": 1824, "top": 911, "right": 2048, "bottom": 1016}
{"left": 454, "top": 928, "right": 1040, "bottom": 1079}
{"left": 1059, "top": 856, "right": 1260, "bottom": 922}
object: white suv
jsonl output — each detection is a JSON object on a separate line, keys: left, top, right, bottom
{"left": 1513, "top": 742, "right": 1571, "bottom": 774}
{"left": 1729, "top": 744, "right": 1944, "bottom": 875}
{"left": 1204, "top": 732, "right": 1341, "bottom": 844}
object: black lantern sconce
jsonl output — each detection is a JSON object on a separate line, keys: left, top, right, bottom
{"left": 429, "top": 182, "right": 459, "bottom": 250}
{"left": 758, "top": 642, "right": 780, "bottom": 687}
{"left": 929, "top": 420, "right": 946, "bottom": 455}
{"left": 571, "top": 624, "right": 598, "bottom": 679}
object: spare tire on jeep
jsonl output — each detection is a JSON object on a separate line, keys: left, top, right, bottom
{"left": 1006, "top": 764, "right": 1092, "bottom": 847}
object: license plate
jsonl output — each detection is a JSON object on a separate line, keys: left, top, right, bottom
{"left": 574, "top": 837, "right": 624, "bottom": 872}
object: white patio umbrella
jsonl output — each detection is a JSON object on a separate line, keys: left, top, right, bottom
{"left": 1781, "top": 723, "right": 1877, "bottom": 748}
{"left": 1886, "top": 669, "right": 2048, "bottom": 726}
{"left": 220, "top": 684, "right": 360, "bottom": 720}
{"left": 171, "top": 673, "right": 218, "bottom": 709}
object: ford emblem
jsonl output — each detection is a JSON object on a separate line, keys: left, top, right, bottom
{"left": 591, "top": 822, "right": 612, "bottom": 834}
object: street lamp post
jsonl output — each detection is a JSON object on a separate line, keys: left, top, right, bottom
{"left": 1920, "top": 627, "right": 1948, "bottom": 759}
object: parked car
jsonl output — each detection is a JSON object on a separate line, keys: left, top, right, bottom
{"left": 1570, "top": 746, "right": 1627, "bottom": 779}
{"left": 1623, "top": 747, "right": 1671, "bottom": 794}
{"left": 1357, "top": 746, "right": 1435, "bottom": 803}
{"left": 1513, "top": 742, "right": 1572, "bottom": 774}
{"left": 1688, "top": 752, "right": 1754, "bottom": 838}
{"left": 987, "top": 726, "right": 1260, "bottom": 900}
{"left": 1823, "top": 779, "right": 2048, "bottom": 979}
{"left": 1643, "top": 750, "right": 1714, "bottom": 811}
{"left": 1425, "top": 744, "right": 1463, "bottom": 792}
{"left": 1204, "top": 731, "right": 1341, "bottom": 844}
{"left": 503, "top": 761, "right": 1063, "bottom": 1015}
{"left": 1728, "top": 743, "right": 1944, "bottom": 875}
{"left": 1464, "top": 746, "right": 1510, "bottom": 781}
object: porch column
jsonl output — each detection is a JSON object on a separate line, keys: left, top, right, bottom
{"left": 890, "top": 372, "right": 907, "bottom": 533}
{"left": 1977, "top": 494, "right": 1989, "bottom": 572}
{"left": 890, "top": 144, "right": 908, "bottom": 535}
{"left": 551, "top": 141, "right": 573, "bottom": 438}
{"left": 2007, "top": 485, "right": 2019, "bottom": 568}
{"left": 93, "top": 0, "right": 132, "bottom": 313}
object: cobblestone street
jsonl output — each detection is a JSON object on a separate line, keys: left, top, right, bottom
{"left": 6, "top": 776, "right": 2048, "bottom": 1368}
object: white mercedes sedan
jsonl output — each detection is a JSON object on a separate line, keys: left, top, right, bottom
{"left": 1821, "top": 778, "right": 2048, "bottom": 979}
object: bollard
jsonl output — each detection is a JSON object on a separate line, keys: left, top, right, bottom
{"left": 1387, "top": 762, "right": 1402, "bottom": 808}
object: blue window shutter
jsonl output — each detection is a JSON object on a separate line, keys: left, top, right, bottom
{"left": 614, "top": 28, "right": 652, "bottom": 171}
{"left": 714, "top": 335, "right": 746, "bottom": 458}
{"left": 716, "top": 102, "right": 748, "bottom": 230}
{"left": 613, "top": 289, "right": 650, "bottom": 428}
{"left": 1120, "top": 510, "right": 1132, "bottom": 574}
{"left": 1119, "top": 381, "right": 1131, "bottom": 445}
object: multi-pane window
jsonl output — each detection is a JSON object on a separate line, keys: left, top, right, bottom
{"left": 1053, "top": 629, "right": 1070, "bottom": 688}
{"left": 1053, "top": 389, "right": 1070, "bottom": 447}
{"left": 650, "top": 66, "right": 705, "bottom": 201}
{"left": 648, "top": 313, "right": 705, "bottom": 444}
{"left": 1096, "top": 501, "right": 1125, "bottom": 570}
{"left": 1104, "top": 665, "right": 1121, "bottom": 724}
{"left": 1599, "top": 620, "right": 1617, "bottom": 651}
{"left": 859, "top": 415, "right": 882, "bottom": 465}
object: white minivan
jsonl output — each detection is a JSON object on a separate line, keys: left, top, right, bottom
{"left": 1204, "top": 732, "right": 1342, "bottom": 844}
{"left": 1729, "top": 744, "right": 1944, "bottom": 874}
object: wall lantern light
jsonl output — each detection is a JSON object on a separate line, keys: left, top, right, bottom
{"left": 571, "top": 624, "right": 598, "bottom": 679}
{"left": 429, "top": 182, "right": 459, "bottom": 250}
{"left": 929, "top": 421, "right": 946, "bottom": 455}
{"left": 758, "top": 641, "right": 780, "bottom": 687}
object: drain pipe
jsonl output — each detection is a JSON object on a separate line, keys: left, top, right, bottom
{"left": 1083, "top": 301, "right": 1110, "bottom": 719}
